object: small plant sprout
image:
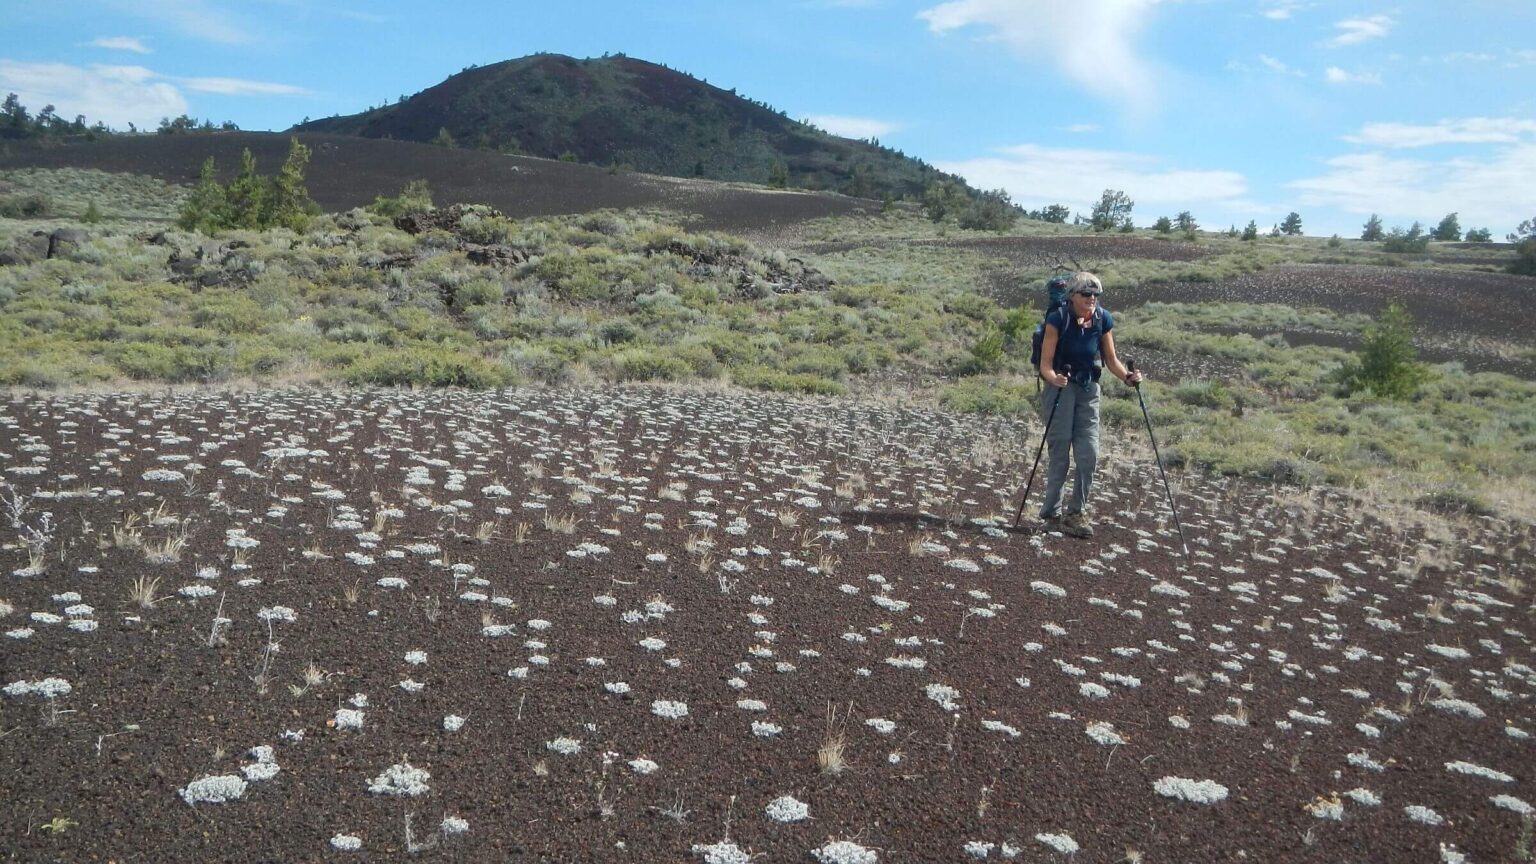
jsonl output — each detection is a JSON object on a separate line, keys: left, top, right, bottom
{"left": 512, "top": 521, "right": 530, "bottom": 544}
{"left": 39, "top": 815, "right": 78, "bottom": 834}
{"left": 341, "top": 579, "right": 361, "bottom": 607}
{"left": 652, "top": 792, "right": 691, "bottom": 824}
{"left": 206, "top": 591, "right": 231, "bottom": 648}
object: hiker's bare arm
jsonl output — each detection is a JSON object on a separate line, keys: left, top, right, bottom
{"left": 1039, "top": 325, "right": 1068, "bottom": 387}
{"left": 1102, "top": 331, "right": 1142, "bottom": 384}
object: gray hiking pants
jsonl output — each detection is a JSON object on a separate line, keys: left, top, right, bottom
{"left": 1038, "top": 379, "right": 1100, "bottom": 518}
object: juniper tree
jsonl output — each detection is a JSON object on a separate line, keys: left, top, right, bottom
{"left": 1089, "top": 189, "right": 1134, "bottom": 232}
{"left": 265, "top": 136, "right": 316, "bottom": 231}
{"left": 1361, "top": 214, "right": 1384, "bottom": 241}
{"left": 1339, "top": 302, "right": 1429, "bottom": 399}
{"left": 1431, "top": 212, "right": 1462, "bottom": 242}
{"left": 225, "top": 148, "right": 266, "bottom": 230}
{"left": 177, "top": 157, "right": 230, "bottom": 233}
{"left": 1279, "top": 211, "right": 1303, "bottom": 236}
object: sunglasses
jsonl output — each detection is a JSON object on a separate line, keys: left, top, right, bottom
{"left": 1076, "top": 291, "right": 1101, "bottom": 299}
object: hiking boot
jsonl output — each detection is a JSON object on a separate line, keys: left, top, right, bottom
{"left": 1038, "top": 513, "right": 1062, "bottom": 531}
{"left": 1062, "top": 512, "right": 1094, "bottom": 539}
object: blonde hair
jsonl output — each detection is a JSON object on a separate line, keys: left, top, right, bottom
{"left": 1067, "top": 271, "right": 1102, "bottom": 294}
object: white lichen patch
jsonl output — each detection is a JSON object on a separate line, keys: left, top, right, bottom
{"left": 813, "top": 839, "right": 878, "bottom": 864}
{"left": 180, "top": 774, "right": 248, "bottom": 805}
{"left": 1153, "top": 776, "right": 1229, "bottom": 804}
{"left": 367, "top": 762, "right": 430, "bottom": 797}
{"left": 764, "top": 794, "right": 810, "bottom": 822}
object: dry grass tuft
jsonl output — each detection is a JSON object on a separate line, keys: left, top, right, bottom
{"left": 543, "top": 512, "right": 578, "bottom": 534}
{"left": 127, "top": 575, "right": 162, "bottom": 609}
{"left": 818, "top": 701, "right": 852, "bottom": 775}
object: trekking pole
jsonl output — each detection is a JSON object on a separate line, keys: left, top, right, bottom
{"left": 1013, "top": 364, "right": 1069, "bottom": 529}
{"left": 1126, "top": 359, "right": 1190, "bottom": 562}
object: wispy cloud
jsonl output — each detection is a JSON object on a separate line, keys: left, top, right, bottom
{"left": 1324, "top": 15, "right": 1393, "bottom": 48}
{"left": 1344, "top": 118, "right": 1536, "bottom": 148}
{"left": 1260, "top": 1, "right": 1306, "bottom": 21}
{"left": 0, "top": 60, "right": 306, "bottom": 128}
{"left": 1062, "top": 123, "right": 1100, "bottom": 133}
{"left": 804, "top": 114, "right": 901, "bottom": 139}
{"left": 937, "top": 143, "right": 1251, "bottom": 216}
{"left": 1289, "top": 143, "right": 1536, "bottom": 233}
{"left": 174, "top": 76, "right": 309, "bottom": 96}
{"left": 918, "top": 0, "right": 1163, "bottom": 117}
{"left": 1324, "top": 66, "right": 1381, "bottom": 85}
{"left": 1258, "top": 54, "right": 1304, "bottom": 76}
{"left": 107, "top": 0, "right": 254, "bottom": 45}
{"left": 87, "top": 36, "right": 151, "bottom": 54}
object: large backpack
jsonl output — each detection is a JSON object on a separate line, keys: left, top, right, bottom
{"left": 1028, "top": 274, "right": 1074, "bottom": 371}
{"left": 1028, "top": 274, "right": 1104, "bottom": 381}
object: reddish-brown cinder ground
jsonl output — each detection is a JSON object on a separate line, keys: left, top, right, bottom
{"left": 1, "top": 386, "right": 1531, "bottom": 863}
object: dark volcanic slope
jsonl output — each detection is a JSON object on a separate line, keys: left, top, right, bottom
{"left": 293, "top": 53, "right": 955, "bottom": 201}
{"left": 0, "top": 132, "right": 870, "bottom": 232}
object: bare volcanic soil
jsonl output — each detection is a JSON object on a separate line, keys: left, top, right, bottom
{"left": 0, "top": 133, "right": 872, "bottom": 232}
{"left": 1115, "top": 264, "right": 1536, "bottom": 378}
{"left": 1, "top": 387, "right": 1532, "bottom": 863}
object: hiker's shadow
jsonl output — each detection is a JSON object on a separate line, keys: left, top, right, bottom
{"left": 842, "top": 509, "right": 1039, "bottom": 537}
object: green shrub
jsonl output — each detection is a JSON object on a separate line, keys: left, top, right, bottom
{"left": 110, "top": 342, "right": 228, "bottom": 382}
{"left": 343, "top": 346, "right": 510, "bottom": 388}
{"left": 233, "top": 342, "right": 290, "bottom": 376}
{"left": 939, "top": 379, "right": 1036, "bottom": 416}
{"left": 733, "top": 366, "right": 843, "bottom": 396}
{"left": 606, "top": 347, "right": 692, "bottom": 382}
{"left": 368, "top": 180, "right": 434, "bottom": 219}
{"left": 1172, "top": 379, "right": 1236, "bottom": 410}
{"left": 502, "top": 344, "right": 568, "bottom": 383}
{"left": 451, "top": 278, "right": 503, "bottom": 312}
{"left": 0, "top": 193, "right": 50, "bottom": 218}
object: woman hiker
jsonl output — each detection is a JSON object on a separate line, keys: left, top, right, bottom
{"left": 1036, "top": 271, "right": 1143, "bottom": 538}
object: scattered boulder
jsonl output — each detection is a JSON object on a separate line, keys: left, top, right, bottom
{"left": 464, "top": 244, "right": 528, "bottom": 268}
{"left": 47, "top": 228, "right": 89, "bottom": 259}
{"left": 393, "top": 204, "right": 505, "bottom": 236}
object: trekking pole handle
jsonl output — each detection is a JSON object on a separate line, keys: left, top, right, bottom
{"left": 1126, "top": 358, "right": 1141, "bottom": 388}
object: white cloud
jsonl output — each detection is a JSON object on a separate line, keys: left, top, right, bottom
{"left": 1324, "top": 66, "right": 1381, "bottom": 85}
{"left": 1324, "top": 15, "right": 1393, "bottom": 48}
{"left": 174, "top": 76, "right": 308, "bottom": 96}
{"left": 1345, "top": 118, "right": 1536, "bottom": 148}
{"left": 918, "top": 0, "right": 1162, "bottom": 116}
{"left": 0, "top": 61, "right": 186, "bottom": 129}
{"left": 88, "top": 36, "right": 151, "bottom": 54}
{"left": 0, "top": 60, "right": 304, "bottom": 129}
{"left": 804, "top": 114, "right": 901, "bottom": 140}
{"left": 1289, "top": 143, "right": 1536, "bottom": 234}
{"left": 1062, "top": 123, "right": 1101, "bottom": 133}
{"left": 937, "top": 143, "right": 1250, "bottom": 216}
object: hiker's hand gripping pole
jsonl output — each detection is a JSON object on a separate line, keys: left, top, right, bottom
{"left": 1126, "top": 359, "right": 1191, "bottom": 562}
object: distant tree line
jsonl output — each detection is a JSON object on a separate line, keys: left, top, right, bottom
{"left": 1, "top": 93, "right": 237, "bottom": 140}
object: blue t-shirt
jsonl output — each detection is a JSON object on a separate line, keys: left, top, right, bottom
{"left": 1045, "top": 306, "right": 1113, "bottom": 374}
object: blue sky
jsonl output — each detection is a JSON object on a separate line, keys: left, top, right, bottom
{"left": 2, "top": 0, "right": 1533, "bottom": 237}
